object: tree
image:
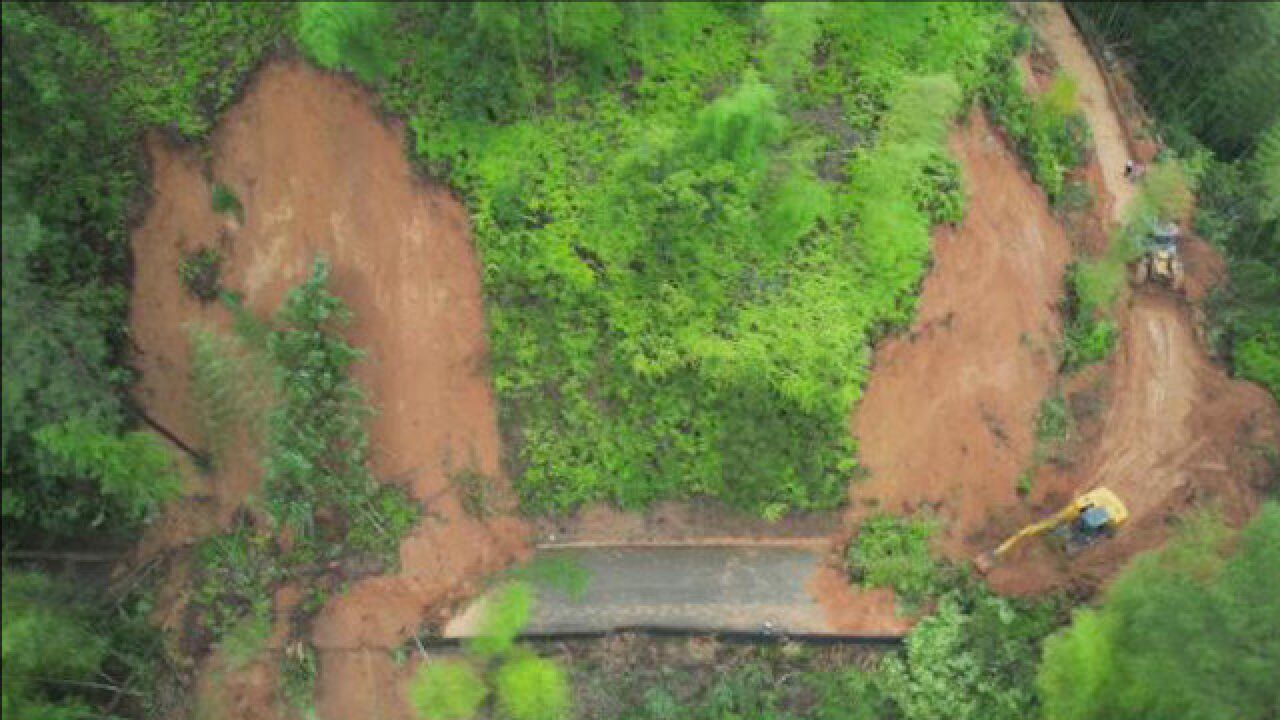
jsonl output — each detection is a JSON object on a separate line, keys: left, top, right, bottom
{"left": 296, "top": 2, "right": 396, "bottom": 84}
{"left": 1038, "top": 505, "right": 1280, "bottom": 720}
{"left": 495, "top": 654, "right": 572, "bottom": 720}
{"left": 409, "top": 661, "right": 488, "bottom": 720}
{"left": 1, "top": 571, "right": 108, "bottom": 719}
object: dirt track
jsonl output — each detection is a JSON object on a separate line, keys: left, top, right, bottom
{"left": 851, "top": 2, "right": 1279, "bottom": 596}
{"left": 131, "top": 61, "right": 527, "bottom": 720}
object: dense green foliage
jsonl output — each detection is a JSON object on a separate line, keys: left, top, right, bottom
{"left": 1070, "top": 2, "right": 1279, "bottom": 160}
{"left": 2, "top": 569, "right": 167, "bottom": 719}
{"left": 296, "top": 1, "right": 395, "bottom": 84}
{"left": 1038, "top": 504, "right": 1280, "bottom": 720}
{"left": 410, "top": 660, "right": 489, "bottom": 720}
{"left": 846, "top": 513, "right": 939, "bottom": 607}
{"left": 494, "top": 654, "right": 572, "bottom": 720}
{"left": 1, "top": 2, "right": 284, "bottom": 543}
{"left": 1, "top": 571, "right": 107, "bottom": 719}
{"left": 372, "top": 1, "right": 1026, "bottom": 515}
{"left": 878, "top": 588, "right": 1060, "bottom": 720}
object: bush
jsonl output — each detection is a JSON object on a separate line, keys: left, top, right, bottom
{"left": 296, "top": 2, "right": 396, "bottom": 84}
{"left": 495, "top": 654, "right": 572, "bottom": 720}
{"left": 409, "top": 660, "right": 488, "bottom": 720}
{"left": 879, "top": 589, "right": 1060, "bottom": 720}
{"left": 211, "top": 182, "right": 243, "bottom": 221}
{"left": 846, "top": 514, "right": 939, "bottom": 607}
{"left": 179, "top": 247, "right": 223, "bottom": 303}
{"left": 191, "top": 521, "right": 280, "bottom": 644}
{"left": 1, "top": 571, "right": 108, "bottom": 719}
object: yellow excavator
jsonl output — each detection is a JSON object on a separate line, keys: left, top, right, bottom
{"left": 975, "top": 487, "right": 1129, "bottom": 573}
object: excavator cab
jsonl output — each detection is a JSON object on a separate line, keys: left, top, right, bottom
{"left": 975, "top": 487, "right": 1128, "bottom": 573}
{"left": 1132, "top": 221, "right": 1185, "bottom": 291}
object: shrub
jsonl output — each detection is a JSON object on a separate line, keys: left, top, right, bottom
{"left": 179, "top": 247, "right": 223, "bottom": 303}
{"left": 296, "top": 2, "right": 396, "bottom": 84}
{"left": 410, "top": 660, "right": 488, "bottom": 720}
{"left": 211, "top": 182, "right": 243, "bottom": 221}
{"left": 913, "top": 148, "right": 967, "bottom": 226}
{"left": 846, "top": 514, "right": 939, "bottom": 607}
{"left": 192, "top": 522, "right": 279, "bottom": 644}
{"left": 280, "top": 641, "right": 317, "bottom": 714}
{"left": 495, "top": 653, "right": 572, "bottom": 720}
{"left": 468, "top": 581, "right": 533, "bottom": 660}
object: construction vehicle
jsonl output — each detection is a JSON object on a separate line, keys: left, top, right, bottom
{"left": 975, "top": 487, "right": 1129, "bottom": 573}
{"left": 1132, "top": 221, "right": 1185, "bottom": 291}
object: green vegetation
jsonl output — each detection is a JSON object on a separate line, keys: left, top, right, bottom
{"left": 280, "top": 642, "right": 318, "bottom": 715}
{"left": 191, "top": 520, "right": 280, "bottom": 647}
{"left": 452, "top": 469, "right": 498, "bottom": 519}
{"left": 495, "top": 654, "right": 572, "bottom": 720}
{"left": 410, "top": 660, "right": 488, "bottom": 720}
{"left": 409, "top": 581, "right": 572, "bottom": 720}
{"left": 846, "top": 513, "right": 940, "bottom": 608}
{"left": 2, "top": 569, "right": 169, "bottom": 719}
{"left": 263, "top": 258, "right": 418, "bottom": 564}
{"left": 186, "top": 322, "right": 272, "bottom": 467}
{"left": 374, "top": 2, "right": 1029, "bottom": 516}
{"left": 1039, "top": 504, "right": 1280, "bottom": 720}
{"left": 296, "top": 2, "right": 396, "bottom": 84}
{"left": 984, "top": 63, "right": 1091, "bottom": 202}
{"left": 2, "top": 571, "right": 107, "bottom": 719}
{"left": 179, "top": 247, "right": 223, "bottom": 302}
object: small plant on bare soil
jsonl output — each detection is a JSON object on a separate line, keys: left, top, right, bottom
{"left": 210, "top": 182, "right": 243, "bottom": 222}
{"left": 179, "top": 247, "right": 223, "bottom": 303}
{"left": 452, "top": 468, "right": 496, "bottom": 519}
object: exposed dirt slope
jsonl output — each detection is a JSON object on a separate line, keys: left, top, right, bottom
{"left": 848, "top": 111, "right": 1072, "bottom": 557}
{"left": 130, "top": 61, "right": 527, "bottom": 719}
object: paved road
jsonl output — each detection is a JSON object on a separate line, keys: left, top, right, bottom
{"left": 444, "top": 544, "right": 854, "bottom": 637}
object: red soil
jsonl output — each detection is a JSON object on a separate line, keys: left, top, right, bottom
{"left": 848, "top": 111, "right": 1073, "bottom": 558}
{"left": 130, "top": 61, "right": 528, "bottom": 719}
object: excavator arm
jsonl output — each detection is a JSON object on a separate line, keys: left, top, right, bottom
{"left": 992, "top": 505, "right": 1078, "bottom": 558}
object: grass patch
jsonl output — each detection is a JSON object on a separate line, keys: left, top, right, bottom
{"left": 502, "top": 556, "right": 593, "bottom": 602}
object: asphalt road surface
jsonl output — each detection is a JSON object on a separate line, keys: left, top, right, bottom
{"left": 444, "top": 544, "right": 846, "bottom": 637}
